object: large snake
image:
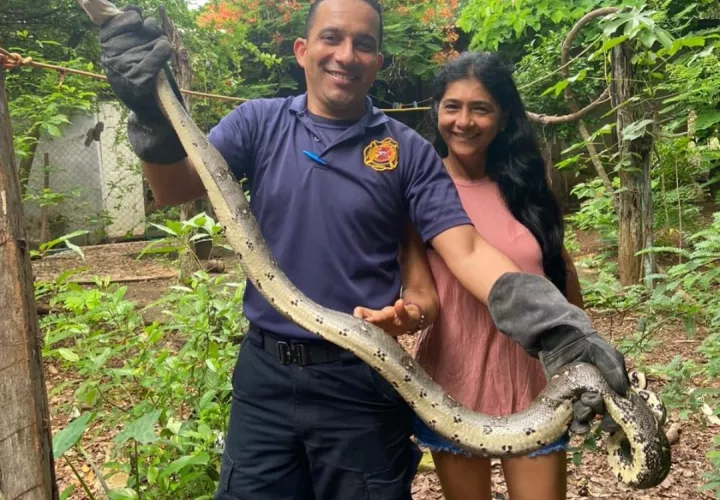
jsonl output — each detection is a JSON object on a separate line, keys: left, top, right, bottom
{"left": 76, "top": 0, "right": 671, "bottom": 489}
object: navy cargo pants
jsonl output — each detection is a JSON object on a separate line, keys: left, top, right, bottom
{"left": 214, "top": 325, "right": 422, "bottom": 500}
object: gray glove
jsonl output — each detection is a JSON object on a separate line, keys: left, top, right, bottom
{"left": 487, "top": 272, "right": 630, "bottom": 434}
{"left": 99, "top": 5, "right": 187, "bottom": 164}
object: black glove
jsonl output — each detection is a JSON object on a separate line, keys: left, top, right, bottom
{"left": 99, "top": 5, "right": 187, "bottom": 164}
{"left": 487, "top": 272, "right": 630, "bottom": 434}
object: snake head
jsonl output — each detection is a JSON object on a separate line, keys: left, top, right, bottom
{"left": 628, "top": 370, "right": 666, "bottom": 428}
{"left": 635, "top": 389, "right": 667, "bottom": 428}
{"left": 629, "top": 370, "right": 647, "bottom": 390}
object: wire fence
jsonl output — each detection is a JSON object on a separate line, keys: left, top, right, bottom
{"left": 19, "top": 100, "right": 164, "bottom": 247}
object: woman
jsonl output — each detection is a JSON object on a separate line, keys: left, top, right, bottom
{"left": 411, "top": 52, "right": 584, "bottom": 500}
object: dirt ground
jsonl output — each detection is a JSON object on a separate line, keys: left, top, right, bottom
{"left": 34, "top": 236, "right": 718, "bottom": 500}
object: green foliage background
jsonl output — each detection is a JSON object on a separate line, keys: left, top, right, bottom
{"left": 2, "top": 0, "right": 720, "bottom": 497}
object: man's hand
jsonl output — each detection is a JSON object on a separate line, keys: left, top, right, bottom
{"left": 99, "top": 5, "right": 187, "bottom": 164}
{"left": 353, "top": 299, "right": 424, "bottom": 337}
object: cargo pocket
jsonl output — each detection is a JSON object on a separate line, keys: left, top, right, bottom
{"left": 214, "top": 453, "right": 236, "bottom": 499}
{"left": 364, "top": 443, "right": 421, "bottom": 500}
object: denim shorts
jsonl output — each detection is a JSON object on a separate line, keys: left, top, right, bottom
{"left": 413, "top": 416, "right": 570, "bottom": 458}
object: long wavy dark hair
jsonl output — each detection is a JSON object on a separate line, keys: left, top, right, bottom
{"left": 431, "top": 52, "right": 568, "bottom": 295}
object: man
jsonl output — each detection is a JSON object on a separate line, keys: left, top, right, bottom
{"left": 98, "top": 0, "right": 630, "bottom": 498}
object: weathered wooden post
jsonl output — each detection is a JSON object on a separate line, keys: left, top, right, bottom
{"left": 0, "top": 65, "right": 59, "bottom": 499}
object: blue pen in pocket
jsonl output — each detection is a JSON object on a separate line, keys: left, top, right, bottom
{"left": 303, "top": 150, "right": 328, "bottom": 166}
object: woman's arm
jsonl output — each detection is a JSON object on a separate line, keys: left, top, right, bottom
{"left": 398, "top": 222, "right": 440, "bottom": 329}
{"left": 353, "top": 222, "right": 439, "bottom": 337}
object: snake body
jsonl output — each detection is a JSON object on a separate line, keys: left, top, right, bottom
{"left": 153, "top": 72, "right": 671, "bottom": 489}
{"left": 75, "top": 0, "right": 671, "bottom": 488}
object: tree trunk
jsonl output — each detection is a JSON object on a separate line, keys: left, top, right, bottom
{"left": 611, "top": 42, "right": 655, "bottom": 286}
{"left": 160, "top": 7, "right": 198, "bottom": 282}
{"left": 0, "top": 68, "right": 58, "bottom": 500}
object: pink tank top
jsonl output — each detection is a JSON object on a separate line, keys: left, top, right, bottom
{"left": 414, "top": 177, "right": 548, "bottom": 416}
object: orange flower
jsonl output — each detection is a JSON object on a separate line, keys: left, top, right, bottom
{"left": 272, "top": 31, "right": 285, "bottom": 45}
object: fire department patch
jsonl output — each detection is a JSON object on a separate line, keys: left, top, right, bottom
{"left": 363, "top": 138, "right": 399, "bottom": 172}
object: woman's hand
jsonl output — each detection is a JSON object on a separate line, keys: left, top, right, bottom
{"left": 353, "top": 299, "right": 423, "bottom": 337}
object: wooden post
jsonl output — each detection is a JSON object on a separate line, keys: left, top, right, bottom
{"left": 0, "top": 69, "right": 58, "bottom": 498}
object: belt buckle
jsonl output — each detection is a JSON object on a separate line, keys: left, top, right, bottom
{"left": 293, "top": 342, "right": 308, "bottom": 367}
{"left": 276, "top": 340, "right": 308, "bottom": 366}
{"left": 277, "top": 341, "right": 291, "bottom": 365}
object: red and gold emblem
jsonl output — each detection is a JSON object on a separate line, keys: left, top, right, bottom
{"left": 363, "top": 138, "right": 399, "bottom": 172}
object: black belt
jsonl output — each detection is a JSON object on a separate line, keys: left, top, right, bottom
{"left": 247, "top": 325, "right": 354, "bottom": 366}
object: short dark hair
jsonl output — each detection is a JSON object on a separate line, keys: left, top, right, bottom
{"left": 305, "top": 0, "right": 384, "bottom": 50}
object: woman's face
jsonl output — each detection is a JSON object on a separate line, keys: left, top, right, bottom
{"left": 437, "top": 77, "right": 505, "bottom": 163}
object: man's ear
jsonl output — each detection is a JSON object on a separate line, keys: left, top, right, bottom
{"left": 294, "top": 38, "right": 308, "bottom": 68}
{"left": 376, "top": 52, "right": 384, "bottom": 68}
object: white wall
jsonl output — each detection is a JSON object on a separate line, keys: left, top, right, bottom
{"left": 22, "top": 100, "right": 147, "bottom": 244}
{"left": 97, "top": 101, "right": 146, "bottom": 239}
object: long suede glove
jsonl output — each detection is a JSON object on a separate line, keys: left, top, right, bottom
{"left": 99, "top": 5, "right": 187, "bottom": 164}
{"left": 487, "top": 272, "right": 630, "bottom": 434}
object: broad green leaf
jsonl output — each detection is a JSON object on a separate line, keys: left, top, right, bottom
{"left": 45, "top": 124, "right": 61, "bottom": 136}
{"left": 198, "top": 423, "right": 213, "bottom": 440}
{"left": 622, "top": 119, "right": 654, "bottom": 141}
{"left": 638, "top": 30, "right": 656, "bottom": 49}
{"left": 60, "top": 485, "right": 76, "bottom": 500}
{"left": 113, "top": 409, "right": 162, "bottom": 445}
{"left": 672, "top": 36, "right": 706, "bottom": 53}
{"left": 64, "top": 240, "right": 85, "bottom": 260}
{"left": 52, "top": 412, "right": 93, "bottom": 459}
{"left": 655, "top": 28, "right": 674, "bottom": 50}
{"left": 601, "top": 17, "right": 627, "bottom": 37}
{"left": 694, "top": 111, "right": 720, "bottom": 131}
{"left": 166, "top": 417, "right": 183, "bottom": 435}
{"left": 199, "top": 390, "right": 217, "bottom": 410}
{"left": 56, "top": 348, "right": 79, "bottom": 362}
{"left": 205, "top": 358, "right": 218, "bottom": 373}
{"left": 147, "top": 466, "right": 160, "bottom": 485}
{"left": 541, "top": 79, "right": 568, "bottom": 98}
{"left": 159, "top": 452, "right": 210, "bottom": 479}
{"left": 149, "top": 223, "right": 178, "bottom": 237}
{"left": 600, "top": 35, "right": 628, "bottom": 53}
{"left": 108, "top": 488, "right": 138, "bottom": 499}
{"left": 568, "top": 69, "right": 587, "bottom": 83}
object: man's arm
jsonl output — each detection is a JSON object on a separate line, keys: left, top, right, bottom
{"left": 398, "top": 222, "right": 439, "bottom": 329}
{"left": 429, "top": 224, "right": 521, "bottom": 304}
{"left": 142, "top": 158, "right": 207, "bottom": 207}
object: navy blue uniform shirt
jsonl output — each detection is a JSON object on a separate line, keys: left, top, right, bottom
{"left": 208, "top": 94, "right": 472, "bottom": 339}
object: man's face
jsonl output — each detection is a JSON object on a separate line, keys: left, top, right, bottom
{"left": 294, "top": 0, "right": 384, "bottom": 120}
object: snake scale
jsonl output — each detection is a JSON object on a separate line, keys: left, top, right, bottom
{"left": 77, "top": 0, "right": 671, "bottom": 489}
